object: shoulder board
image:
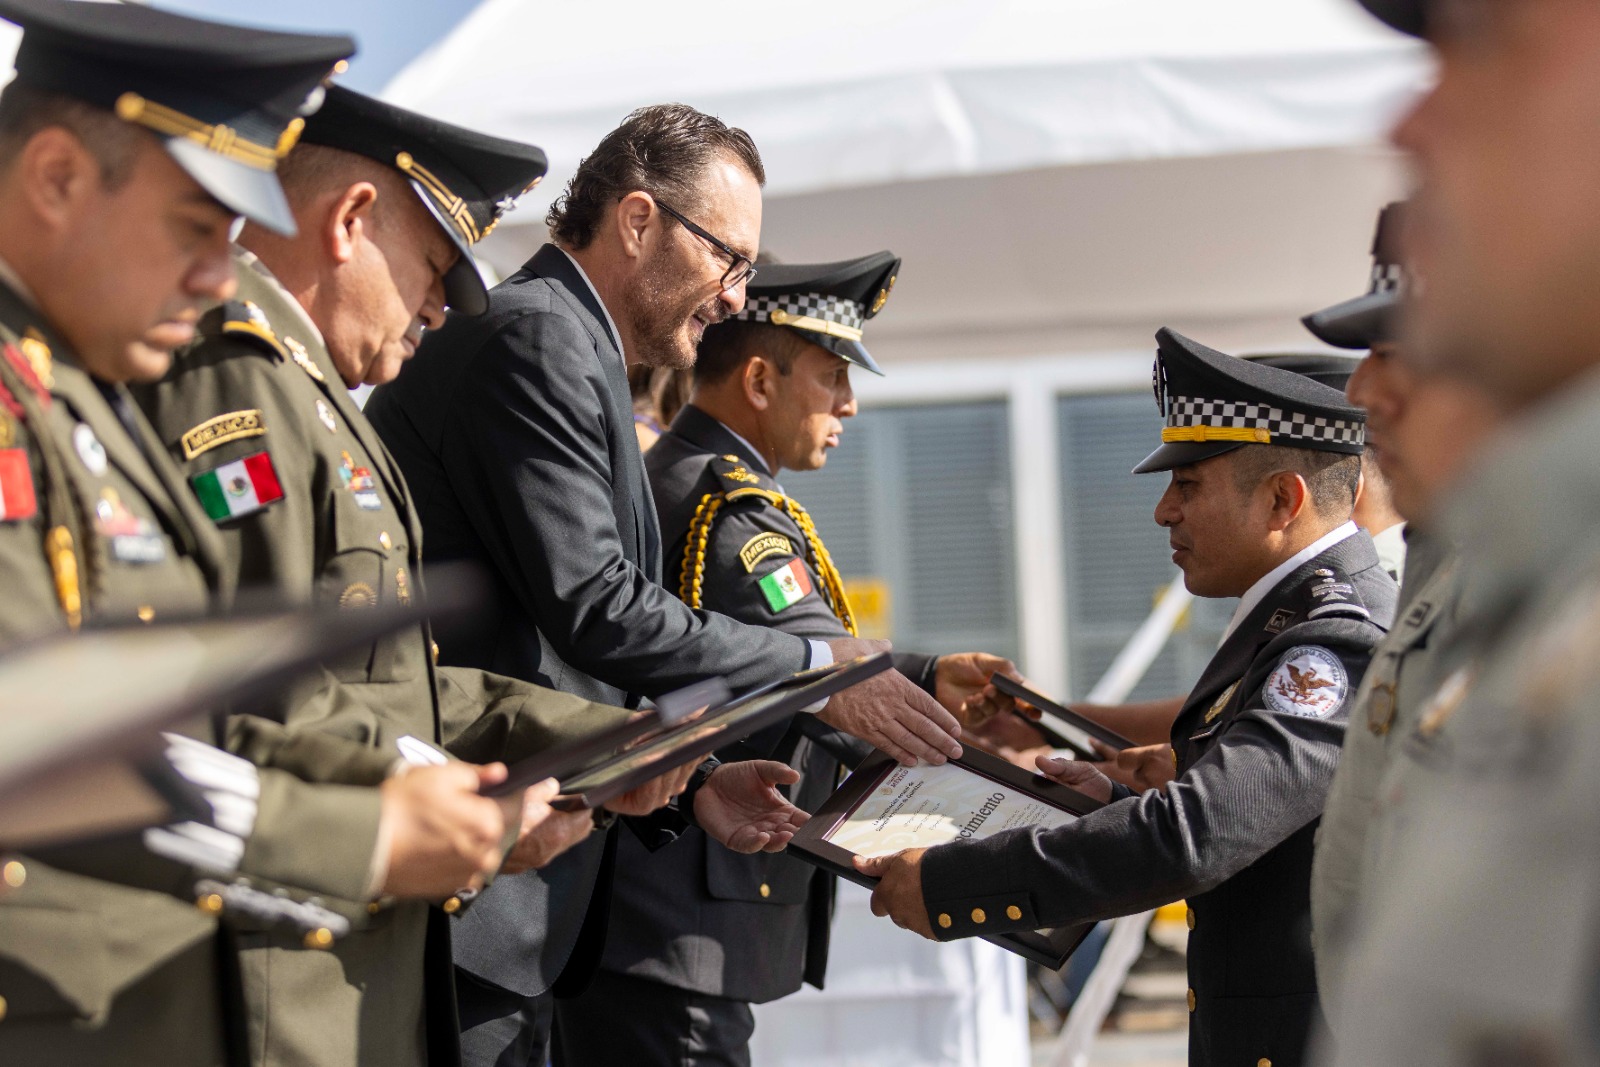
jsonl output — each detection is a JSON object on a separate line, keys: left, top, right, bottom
{"left": 1298, "top": 564, "right": 1373, "bottom": 624}
{"left": 207, "top": 300, "right": 287, "bottom": 361}
{"left": 709, "top": 453, "right": 770, "bottom": 489}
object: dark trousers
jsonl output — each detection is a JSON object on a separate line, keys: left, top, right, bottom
{"left": 457, "top": 969, "right": 555, "bottom": 1067}
{"left": 552, "top": 970, "right": 755, "bottom": 1067}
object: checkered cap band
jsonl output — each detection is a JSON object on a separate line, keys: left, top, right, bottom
{"left": 1168, "top": 395, "right": 1364, "bottom": 447}
{"left": 738, "top": 291, "right": 865, "bottom": 331}
{"left": 1368, "top": 262, "right": 1405, "bottom": 295}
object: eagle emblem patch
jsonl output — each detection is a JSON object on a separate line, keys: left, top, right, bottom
{"left": 1264, "top": 646, "right": 1349, "bottom": 719}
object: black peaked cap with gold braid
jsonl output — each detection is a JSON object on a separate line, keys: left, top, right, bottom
{"left": 300, "top": 85, "right": 548, "bottom": 317}
{"left": 0, "top": 0, "right": 354, "bottom": 237}
{"left": 729, "top": 251, "right": 900, "bottom": 375}
{"left": 1134, "top": 328, "right": 1365, "bottom": 474}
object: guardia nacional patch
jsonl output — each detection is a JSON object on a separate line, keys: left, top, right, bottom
{"left": 1264, "top": 645, "right": 1349, "bottom": 719}
{"left": 739, "top": 531, "right": 794, "bottom": 572}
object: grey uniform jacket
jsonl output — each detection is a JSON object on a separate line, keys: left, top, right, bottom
{"left": 596, "top": 404, "right": 933, "bottom": 1004}
{"left": 364, "top": 244, "right": 814, "bottom": 998}
{"left": 920, "top": 531, "right": 1396, "bottom": 1067}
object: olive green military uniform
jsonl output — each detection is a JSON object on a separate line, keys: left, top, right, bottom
{"left": 131, "top": 248, "right": 631, "bottom": 1067}
{"left": 0, "top": 277, "right": 390, "bottom": 1066}
{"left": 1308, "top": 528, "right": 1460, "bottom": 1020}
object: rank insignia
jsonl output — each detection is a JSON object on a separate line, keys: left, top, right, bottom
{"left": 284, "top": 336, "right": 325, "bottom": 383}
{"left": 317, "top": 399, "right": 337, "bottom": 433}
{"left": 739, "top": 532, "right": 794, "bottom": 572}
{"left": 758, "top": 558, "right": 814, "bottom": 614}
{"left": 1265, "top": 608, "right": 1296, "bottom": 634}
{"left": 715, "top": 455, "right": 761, "bottom": 485}
{"left": 338, "top": 451, "right": 382, "bottom": 510}
{"left": 339, "top": 581, "right": 377, "bottom": 609}
{"left": 1204, "top": 680, "right": 1240, "bottom": 724}
{"left": 1264, "top": 646, "right": 1349, "bottom": 719}
{"left": 191, "top": 451, "right": 285, "bottom": 523}
{"left": 0, "top": 447, "right": 37, "bottom": 521}
{"left": 181, "top": 409, "right": 265, "bottom": 460}
{"left": 219, "top": 301, "right": 288, "bottom": 360}
{"left": 95, "top": 486, "right": 165, "bottom": 563}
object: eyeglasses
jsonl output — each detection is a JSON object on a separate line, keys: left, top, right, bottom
{"left": 654, "top": 199, "right": 758, "bottom": 292}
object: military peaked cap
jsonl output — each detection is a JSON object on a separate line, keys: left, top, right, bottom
{"left": 1357, "top": 0, "right": 1426, "bottom": 38}
{"left": 0, "top": 0, "right": 354, "bottom": 237}
{"left": 300, "top": 85, "right": 548, "bottom": 316}
{"left": 1244, "top": 352, "right": 1362, "bottom": 393}
{"left": 730, "top": 251, "right": 900, "bottom": 375}
{"left": 1134, "top": 328, "right": 1366, "bottom": 474}
{"left": 1303, "top": 201, "right": 1410, "bottom": 350}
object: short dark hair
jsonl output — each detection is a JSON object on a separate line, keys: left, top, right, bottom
{"left": 1229, "top": 444, "right": 1362, "bottom": 517}
{"left": 546, "top": 103, "right": 764, "bottom": 250}
{"left": 0, "top": 83, "right": 144, "bottom": 190}
{"left": 694, "top": 321, "right": 810, "bottom": 385}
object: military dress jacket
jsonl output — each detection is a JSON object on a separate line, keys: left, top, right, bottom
{"left": 920, "top": 530, "right": 1396, "bottom": 1067}
{"left": 1327, "top": 373, "right": 1600, "bottom": 1067}
{"left": 1309, "top": 529, "right": 1460, "bottom": 1021}
{"left": 596, "top": 404, "right": 934, "bottom": 1004}
{"left": 0, "top": 279, "right": 374, "bottom": 1066}
{"left": 364, "top": 243, "right": 814, "bottom": 999}
{"left": 131, "top": 250, "right": 630, "bottom": 1067}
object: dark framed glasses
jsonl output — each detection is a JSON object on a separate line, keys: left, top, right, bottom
{"left": 654, "top": 199, "right": 758, "bottom": 292}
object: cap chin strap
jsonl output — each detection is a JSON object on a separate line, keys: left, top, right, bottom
{"left": 768, "top": 308, "right": 863, "bottom": 343}
{"left": 115, "top": 92, "right": 301, "bottom": 170}
{"left": 1162, "top": 425, "right": 1271, "bottom": 444}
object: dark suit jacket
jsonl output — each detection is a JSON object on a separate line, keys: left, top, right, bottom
{"left": 364, "top": 245, "right": 812, "bottom": 998}
{"left": 595, "top": 405, "right": 932, "bottom": 1003}
{"left": 919, "top": 530, "right": 1397, "bottom": 1067}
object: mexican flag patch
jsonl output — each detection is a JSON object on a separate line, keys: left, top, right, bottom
{"left": 191, "top": 451, "right": 284, "bottom": 522}
{"left": 758, "top": 558, "right": 813, "bottom": 613}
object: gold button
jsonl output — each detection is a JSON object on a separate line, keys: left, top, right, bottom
{"left": 970, "top": 908, "right": 986, "bottom": 924}
{"left": 1186, "top": 907, "right": 1196, "bottom": 930}
{"left": 2, "top": 861, "right": 24, "bottom": 889}
{"left": 1006, "top": 905, "right": 1021, "bottom": 921}
{"left": 136, "top": 605, "right": 155, "bottom": 623}
{"left": 431, "top": 641, "right": 440, "bottom": 665}
{"left": 442, "top": 896, "right": 462, "bottom": 915}
{"left": 759, "top": 883, "right": 770, "bottom": 898}
{"left": 367, "top": 901, "right": 382, "bottom": 915}
{"left": 0, "top": 993, "right": 8, "bottom": 1022}
{"left": 938, "top": 913, "right": 952, "bottom": 929}
{"left": 1187, "top": 988, "right": 1196, "bottom": 1013}
{"left": 303, "top": 927, "right": 334, "bottom": 950}
{"left": 379, "top": 531, "right": 392, "bottom": 551}
{"left": 1258, "top": 1060, "right": 1272, "bottom": 1067}
{"left": 196, "top": 893, "right": 224, "bottom": 916}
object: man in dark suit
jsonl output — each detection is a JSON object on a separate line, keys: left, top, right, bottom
{"left": 862, "top": 329, "right": 1398, "bottom": 1067}
{"left": 556, "top": 252, "right": 1017, "bottom": 1065}
{"left": 364, "top": 104, "right": 967, "bottom": 1065}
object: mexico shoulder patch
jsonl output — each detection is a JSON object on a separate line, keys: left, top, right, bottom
{"left": 758, "top": 558, "right": 813, "bottom": 614}
{"left": 1264, "top": 646, "right": 1349, "bottom": 719}
{"left": 739, "top": 531, "right": 794, "bottom": 572}
{"left": 191, "top": 451, "right": 285, "bottom": 523}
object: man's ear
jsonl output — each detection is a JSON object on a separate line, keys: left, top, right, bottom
{"left": 1266, "top": 470, "right": 1311, "bottom": 531}
{"left": 615, "top": 191, "right": 657, "bottom": 261}
{"left": 742, "top": 356, "right": 774, "bottom": 412}
{"left": 19, "top": 126, "right": 101, "bottom": 231}
{"left": 325, "top": 181, "right": 379, "bottom": 266}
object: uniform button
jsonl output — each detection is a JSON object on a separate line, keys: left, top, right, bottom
{"left": 442, "top": 896, "right": 462, "bottom": 915}
{"left": 196, "top": 893, "right": 224, "bottom": 916}
{"left": 970, "top": 908, "right": 986, "bottom": 924}
{"left": 431, "top": 641, "right": 440, "bottom": 665}
{"left": 1006, "top": 905, "right": 1021, "bottom": 921}
{"left": 303, "top": 928, "right": 334, "bottom": 950}
{"left": 2, "top": 860, "right": 25, "bottom": 889}
{"left": 378, "top": 531, "right": 392, "bottom": 552}
{"left": 136, "top": 605, "right": 155, "bottom": 623}
{"left": 0, "top": 994, "right": 7, "bottom": 1022}
{"left": 1187, "top": 988, "right": 1196, "bottom": 1013}
{"left": 759, "top": 883, "right": 771, "bottom": 898}
{"left": 1257, "top": 1060, "right": 1272, "bottom": 1067}
{"left": 938, "top": 913, "right": 952, "bottom": 929}
{"left": 1186, "top": 907, "right": 1196, "bottom": 930}
{"left": 367, "top": 902, "right": 383, "bottom": 915}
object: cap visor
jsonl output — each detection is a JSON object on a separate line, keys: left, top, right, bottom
{"left": 1358, "top": 0, "right": 1426, "bottom": 37}
{"left": 1301, "top": 291, "right": 1397, "bottom": 350}
{"left": 165, "top": 139, "right": 296, "bottom": 237}
{"left": 809, "top": 331, "right": 885, "bottom": 376}
{"left": 410, "top": 180, "right": 488, "bottom": 316}
{"left": 1132, "top": 440, "right": 1248, "bottom": 475}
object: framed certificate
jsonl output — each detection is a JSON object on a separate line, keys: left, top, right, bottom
{"left": 546, "top": 653, "right": 894, "bottom": 810}
{"left": 991, "top": 674, "right": 1135, "bottom": 754}
{"left": 790, "top": 746, "right": 1105, "bottom": 968}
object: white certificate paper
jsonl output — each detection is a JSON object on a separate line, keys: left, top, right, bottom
{"left": 824, "top": 760, "right": 1078, "bottom": 857}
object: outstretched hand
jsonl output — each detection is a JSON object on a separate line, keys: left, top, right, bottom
{"left": 695, "top": 760, "right": 810, "bottom": 854}
{"left": 933, "top": 653, "right": 1023, "bottom": 728}
{"left": 822, "top": 638, "right": 962, "bottom": 766}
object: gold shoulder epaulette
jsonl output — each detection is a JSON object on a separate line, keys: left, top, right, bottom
{"left": 214, "top": 300, "right": 287, "bottom": 360}
{"left": 710, "top": 453, "right": 765, "bottom": 487}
